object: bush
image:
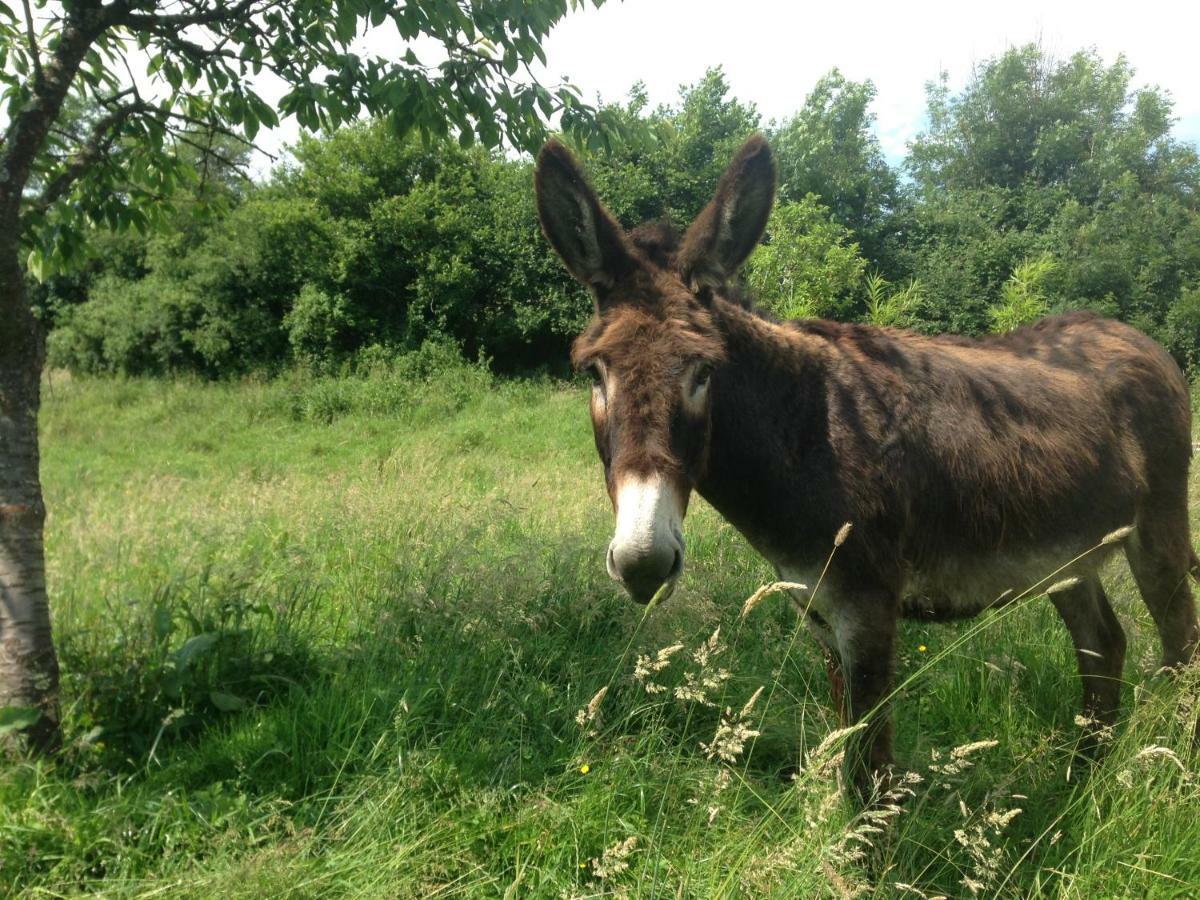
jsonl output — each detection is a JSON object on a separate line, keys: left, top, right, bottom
{"left": 746, "top": 196, "right": 868, "bottom": 320}
{"left": 264, "top": 340, "right": 493, "bottom": 424}
{"left": 47, "top": 274, "right": 199, "bottom": 375}
{"left": 864, "top": 273, "right": 925, "bottom": 329}
{"left": 1163, "top": 284, "right": 1200, "bottom": 374}
{"left": 284, "top": 284, "right": 361, "bottom": 369}
{"left": 988, "top": 254, "right": 1057, "bottom": 333}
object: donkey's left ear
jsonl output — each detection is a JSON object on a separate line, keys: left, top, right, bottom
{"left": 678, "top": 134, "right": 776, "bottom": 291}
{"left": 535, "top": 139, "right": 635, "bottom": 298}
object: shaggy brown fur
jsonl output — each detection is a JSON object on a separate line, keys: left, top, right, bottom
{"left": 535, "top": 134, "right": 1199, "bottom": 799}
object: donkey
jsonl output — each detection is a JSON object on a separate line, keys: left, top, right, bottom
{"left": 534, "top": 133, "right": 1199, "bottom": 797}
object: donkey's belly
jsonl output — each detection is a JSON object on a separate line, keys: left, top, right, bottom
{"left": 774, "top": 543, "right": 1115, "bottom": 627}
{"left": 900, "top": 546, "right": 1111, "bottom": 620}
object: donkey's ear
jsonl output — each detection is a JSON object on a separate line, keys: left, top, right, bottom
{"left": 678, "top": 134, "right": 776, "bottom": 291}
{"left": 535, "top": 140, "right": 635, "bottom": 296}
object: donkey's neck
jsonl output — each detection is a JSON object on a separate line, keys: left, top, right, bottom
{"left": 695, "top": 301, "right": 842, "bottom": 568}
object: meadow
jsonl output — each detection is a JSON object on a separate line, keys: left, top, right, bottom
{"left": 3, "top": 351, "right": 1199, "bottom": 897}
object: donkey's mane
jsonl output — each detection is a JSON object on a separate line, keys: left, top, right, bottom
{"left": 627, "top": 219, "right": 761, "bottom": 312}
{"left": 628, "top": 220, "right": 681, "bottom": 268}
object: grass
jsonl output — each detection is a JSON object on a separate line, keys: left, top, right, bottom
{"left": 3, "top": 355, "right": 1199, "bottom": 897}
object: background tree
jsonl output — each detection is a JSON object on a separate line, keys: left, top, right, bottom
{"left": 769, "top": 69, "right": 898, "bottom": 264}
{"left": 0, "top": 0, "right": 617, "bottom": 751}
{"left": 900, "top": 45, "right": 1200, "bottom": 339}
{"left": 39, "top": 43, "right": 1200, "bottom": 377}
{"left": 579, "top": 68, "right": 761, "bottom": 227}
{"left": 47, "top": 69, "right": 768, "bottom": 377}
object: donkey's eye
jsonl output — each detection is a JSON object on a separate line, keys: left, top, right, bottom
{"left": 586, "top": 364, "right": 606, "bottom": 398}
{"left": 694, "top": 364, "right": 713, "bottom": 390}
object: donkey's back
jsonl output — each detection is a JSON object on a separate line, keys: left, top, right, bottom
{"left": 817, "top": 312, "right": 1193, "bottom": 623}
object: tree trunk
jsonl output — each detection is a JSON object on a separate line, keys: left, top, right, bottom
{"left": 0, "top": 5, "right": 113, "bottom": 755}
{"left": 0, "top": 236, "right": 60, "bottom": 753}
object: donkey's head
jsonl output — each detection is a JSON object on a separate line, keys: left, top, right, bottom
{"left": 535, "top": 135, "right": 776, "bottom": 603}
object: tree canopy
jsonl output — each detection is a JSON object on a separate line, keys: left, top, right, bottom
{"left": 3, "top": 1, "right": 621, "bottom": 281}
{"left": 44, "top": 47, "right": 1200, "bottom": 379}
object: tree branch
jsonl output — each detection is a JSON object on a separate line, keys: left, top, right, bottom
{"left": 172, "top": 131, "right": 252, "bottom": 180}
{"left": 121, "top": 0, "right": 261, "bottom": 30}
{"left": 149, "top": 31, "right": 296, "bottom": 83}
{"left": 26, "top": 101, "right": 143, "bottom": 215}
{"left": 0, "top": 7, "right": 108, "bottom": 221}
{"left": 157, "top": 105, "right": 267, "bottom": 153}
{"left": 20, "top": 0, "right": 44, "bottom": 89}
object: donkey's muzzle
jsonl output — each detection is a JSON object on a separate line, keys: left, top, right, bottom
{"left": 607, "top": 475, "right": 686, "bottom": 604}
{"left": 607, "top": 540, "right": 683, "bottom": 605}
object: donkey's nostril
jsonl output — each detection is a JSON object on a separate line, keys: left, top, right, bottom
{"left": 668, "top": 547, "right": 683, "bottom": 580}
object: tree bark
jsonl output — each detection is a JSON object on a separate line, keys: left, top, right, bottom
{"left": 0, "top": 238, "right": 59, "bottom": 752}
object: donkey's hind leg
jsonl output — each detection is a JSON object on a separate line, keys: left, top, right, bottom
{"left": 1050, "top": 576, "right": 1126, "bottom": 757}
{"left": 1125, "top": 510, "right": 1200, "bottom": 670}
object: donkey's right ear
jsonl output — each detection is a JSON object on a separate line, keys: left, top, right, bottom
{"left": 678, "top": 134, "right": 775, "bottom": 291}
{"left": 535, "top": 140, "right": 634, "bottom": 296}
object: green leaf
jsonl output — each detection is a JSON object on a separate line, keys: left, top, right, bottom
{"left": 174, "top": 633, "right": 217, "bottom": 669}
{"left": 153, "top": 604, "right": 173, "bottom": 643}
{"left": 209, "top": 691, "right": 246, "bottom": 712}
{"left": 0, "top": 707, "right": 41, "bottom": 736}
{"left": 25, "top": 248, "right": 45, "bottom": 282}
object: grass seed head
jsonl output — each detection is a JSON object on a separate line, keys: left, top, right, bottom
{"left": 590, "top": 836, "right": 637, "bottom": 880}
{"left": 633, "top": 643, "right": 684, "bottom": 694}
{"left": 1045, "top": 576, "right": 1081, "bottom": 595}
{"left": 739, "top": 685, "right": 765, "bottom": 718}
{"left": 834, "top": 522, "right": 853, "bottom": 547}
{"left": 1101, "top": 524, "right": 1135, "bottom": 545}
{"left": 740, "top": 581, "right": 808, "bottom": 619}
{"left": 575, "top": 686, "right": 609, "bottom": 733}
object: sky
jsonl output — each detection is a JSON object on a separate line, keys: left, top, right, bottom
{"left": 254, "top": 0, "right": 1200, "bottom": 173}
{"left": 535, "top": 0, "right": 1200, "bottom": 162}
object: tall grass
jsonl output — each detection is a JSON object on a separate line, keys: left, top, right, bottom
{"left": 2, "top": 358, "right": 1198, "bottom": 897}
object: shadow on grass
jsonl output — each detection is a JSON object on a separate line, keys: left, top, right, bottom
{"left": 22, "top": 557, "right": 1193, "bottom": 898}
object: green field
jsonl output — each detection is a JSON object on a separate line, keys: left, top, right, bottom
{"left": 3, "top": 357, "right": 1199, "bottom": 897}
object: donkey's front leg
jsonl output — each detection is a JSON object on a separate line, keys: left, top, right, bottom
{"left": 833, "top": 590, "right": 899, "bottom": 801}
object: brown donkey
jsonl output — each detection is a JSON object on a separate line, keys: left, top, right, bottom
{"left": 535, "top": 134, "right": 1199, "bottom": 797}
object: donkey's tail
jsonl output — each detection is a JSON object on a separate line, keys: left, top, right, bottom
{"left": 1190, "top": 549, "right": 1200, "bottom": 584}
